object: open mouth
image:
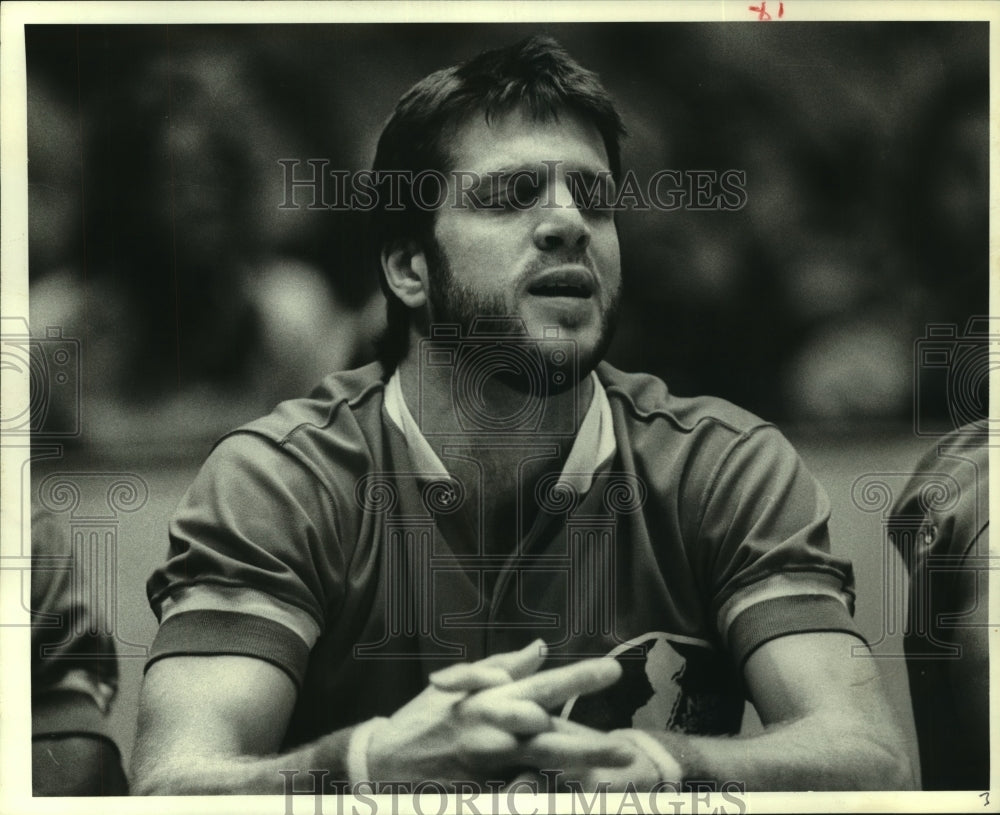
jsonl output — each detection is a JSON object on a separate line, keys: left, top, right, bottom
{"left": 526, "top": 269, "right": 594, "bottom": 299}
{"left": 528, "top": 282, "right": 592, "bottom": 298}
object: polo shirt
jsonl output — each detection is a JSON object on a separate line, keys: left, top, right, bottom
{"left": 146, "top": 361, "right": 862, "bottom": 748}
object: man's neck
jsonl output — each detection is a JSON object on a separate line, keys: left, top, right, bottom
{"left": 394, "top": 348, "right": 595, "bottom": 556}
{"left": 394, "top": 352, "right": 594, "bottom": 453}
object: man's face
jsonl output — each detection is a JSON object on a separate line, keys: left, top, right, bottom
{"left": 424, "top": 106, "right": 622, "bottom": 375}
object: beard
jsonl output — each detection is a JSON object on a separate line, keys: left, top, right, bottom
{"left": 424, "top": 237, "right": 508, "bottom": 331}
{"left": 422, "top": 236, "right": 621, "bottom": 383}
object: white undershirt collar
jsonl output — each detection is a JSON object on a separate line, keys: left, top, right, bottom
{"left": 384, "top": 368, "right": 616, "bottom": 496}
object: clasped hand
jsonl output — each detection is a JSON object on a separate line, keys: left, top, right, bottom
{"left": 364, "top": 640, "right": 672, "bottom": 790}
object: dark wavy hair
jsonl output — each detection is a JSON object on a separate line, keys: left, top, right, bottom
{"left": 369, "top": 35, "right": 627, "bottom": 367}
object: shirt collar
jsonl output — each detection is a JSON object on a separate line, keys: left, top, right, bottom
{"left": 384, "top": 368, "right": 616, "bottom": 495}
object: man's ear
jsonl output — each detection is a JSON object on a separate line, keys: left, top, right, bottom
{"left": 382, "top": 243, "right": 429, "bottom": 308}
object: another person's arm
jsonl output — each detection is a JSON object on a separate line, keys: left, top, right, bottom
{"left": 946, "top": 547, "right": 989, "bottom": 758}
{"left": 31, "top": 509, "right": 128, "bottom": 796}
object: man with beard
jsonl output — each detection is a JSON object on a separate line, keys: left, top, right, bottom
{"left": 132, "top": 36, "right": 913, "bottom": 794}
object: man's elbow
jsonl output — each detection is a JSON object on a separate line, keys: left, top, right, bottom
{"left": 129, "top": 774, "right": 161, "bottom": 796}
{"left": 867, "top": 739, "right": 918, "bottom": 790}
{"left": 129, "top": 764, "right": 173, "bottom": 796}
{"left": 847, "top": 721, "right": 917, "bottom": 790}
{"left": 129, "top": 755, "right": 196, "bottom": 796}
{"left": 822, "top": 710, "right": 917, "bottom": 789}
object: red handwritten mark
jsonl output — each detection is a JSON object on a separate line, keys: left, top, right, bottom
{"left": 749, "top": 1, "right": 784, "bottom": 19}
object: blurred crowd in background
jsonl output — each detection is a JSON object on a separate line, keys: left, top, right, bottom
{"left": 25, "top": 22, "right": 989, "bottom": 449}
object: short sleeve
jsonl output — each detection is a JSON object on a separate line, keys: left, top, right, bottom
{"left": 145, "top": 431, "right": 346, "bottom": 688}
{"left": 696, "top": 425, "right": 864, "bottom": 665}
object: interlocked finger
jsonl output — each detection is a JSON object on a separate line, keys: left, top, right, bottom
{"left": 478, "top": 657, "right": 622, "bottom": 710}
{"left": 518, "top": 730, "right": 634, "bottom": 770}
{"left": 430, "top": 640, "right": 549, "bottom": 692}
{"left": 430, "top": 664, "right": 514, "bottom": 693}
{"left": 457, "top": 695, "right": 552, "bottom": 735}
{"left": 457, "top": 724, "right": 520, "bottom": 760}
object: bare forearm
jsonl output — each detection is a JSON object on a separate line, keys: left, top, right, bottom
{"left": 131, "top": 728, "right": 352, "bottom": 795}
{"left": 655, "top": 713, "right": 916, "bottom": 791}
{"left": 131, "top": 644, "right": 626, "bottom": 796}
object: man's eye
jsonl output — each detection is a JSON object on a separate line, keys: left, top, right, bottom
{"left": 509, "top": 176, "right": 541, "bottom": 206}
{"left": 476, "top": 176, "right": 541, "bottom": 211}
{"left": 569, "top": 177, "right": 616, "bottom": 213}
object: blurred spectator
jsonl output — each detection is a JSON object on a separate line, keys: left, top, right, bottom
{"left": 897, "top": 74, "right": 990, "bottom": 427}
{"left": 32, "top": 509, "right": 128, "bottom": 795}
{"left": 27, "top": 76, "right": 83, "bottom": 278}
{"left": 29, "top": 34, "right": 384, "bottom": 446}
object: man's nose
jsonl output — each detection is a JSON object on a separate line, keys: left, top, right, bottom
{"left": 532, "top": 182, "right": 591, "bottom": 253}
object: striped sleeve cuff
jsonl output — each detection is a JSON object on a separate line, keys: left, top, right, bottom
{"left": 717, "top": 572, "right": 854, "bottom": 638}
{"left": 727, "top": 594, "right": 866, "bottom": 668}
{"left": 158, "top": 583, "right": 321, "bottom": 647}
{"left": 146, "top": 610, "right": 311, "bottom": 689}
